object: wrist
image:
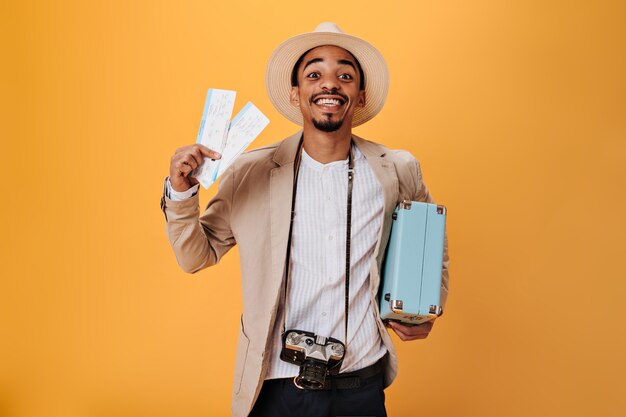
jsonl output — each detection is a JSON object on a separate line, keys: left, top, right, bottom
{"left": 166, "top": 177, "right": 199, "bottom": 201}
{"left": 170, "top": 176, "right": 191, "bottom": 193}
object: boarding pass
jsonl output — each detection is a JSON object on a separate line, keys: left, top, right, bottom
{"left": 192, "top": 88, "right": 269, "bottom": 189}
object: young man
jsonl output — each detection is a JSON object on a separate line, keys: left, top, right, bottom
{"left": 162, "top": 23, "right": 449, "bottom": 417}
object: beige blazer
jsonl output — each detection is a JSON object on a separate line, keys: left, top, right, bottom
{"left": 162, "top": 132, "right": 449, "bottom": 417}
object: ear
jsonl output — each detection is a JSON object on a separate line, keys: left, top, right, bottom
{"left": 290, "top": 86, "right": 300, "bottom": 107}
{"left": 356, "top": 90, "right": 366, "bottom": 108}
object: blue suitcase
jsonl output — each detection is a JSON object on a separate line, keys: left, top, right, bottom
{"left": 379, "top": 201, "right": 446, "bottom": 325}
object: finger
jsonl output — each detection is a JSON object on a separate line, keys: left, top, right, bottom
{"left": 391, "top": 326, "right": 409, "bottom": 341}
{"left": 196, "top": 144, "right": 221, "bottom": 159}
{"left": 174, "top": 144, "right": 220, "bottom": 159}
{"left": 171, "top": 151, "right": 200, "bottom": 169}
{"left": 190, "top": 147, "right": 205, "bottom": 167}
{"left": 180, "top": 153, "right": 199, "bottom": 170}
{"left": 412, "top": 322, "right": 433, "bottom": 334}
{"left": 392, "top": 326, "right": 428, "bottom": 341}
{"left": 389, "top": 321, "right": 432, "bottom": 339}
{"left": 177, "top": 159, "right": 194, "bottom": 176}
{"left": 393, "top": 321, "right": 433, "bottom": 333}
{"left": 174, "top": 146, "right": 188, "bottom": 155}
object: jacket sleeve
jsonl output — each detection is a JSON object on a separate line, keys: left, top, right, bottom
{"left": 161, "top": 165, "right": 236, "bottom": 273}
{"left": 411, "top": 158, "right": 450, "bottom": 309}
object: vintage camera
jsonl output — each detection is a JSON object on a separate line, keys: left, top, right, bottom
{"left": 280, "top": 329, "right": 346, "bottom": 389}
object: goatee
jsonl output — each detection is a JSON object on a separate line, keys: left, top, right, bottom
{"left": 313, "top": 117, "right": 344, "bottom": 132}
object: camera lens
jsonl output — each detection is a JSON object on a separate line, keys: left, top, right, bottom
{"left": 293, "top": 359, "right": 327, "bottom": 390}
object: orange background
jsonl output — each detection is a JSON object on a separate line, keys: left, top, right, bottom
{"left": 1, "top": 1, "right": 625, "bottom": 416}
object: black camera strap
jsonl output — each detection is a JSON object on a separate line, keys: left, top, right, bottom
{"left": 281, "top": 137, "right": 355, "bottom": 351}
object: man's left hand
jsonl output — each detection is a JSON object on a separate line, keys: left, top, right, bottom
{"left": 387, "top": 320, "right": 434, "bottom": 341}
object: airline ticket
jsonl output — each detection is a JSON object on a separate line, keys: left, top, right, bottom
{"left": 216, "top": 102, "right": 270, "bottom": 178}
{"left": 191, "top": 89, "right": 269, "bottom": 189}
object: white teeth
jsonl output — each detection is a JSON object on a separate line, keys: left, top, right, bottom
{"left": 315, "top": 98, "right": 341, "bottom": 105}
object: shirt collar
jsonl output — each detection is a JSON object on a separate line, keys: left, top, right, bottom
{"left": 300, "top": 143, "right": 363, "bottom": 172}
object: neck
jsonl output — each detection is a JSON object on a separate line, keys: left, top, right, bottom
{"left": 301, "top": 123, "right": 353, "bottom": 164}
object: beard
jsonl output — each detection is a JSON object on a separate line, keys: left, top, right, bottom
{"left": 312, "top": 115, "right": 344, "bottom": 132}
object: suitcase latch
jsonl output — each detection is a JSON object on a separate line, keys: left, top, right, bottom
{"left": 400, "top": 200, "right": 412, "bottom": 210}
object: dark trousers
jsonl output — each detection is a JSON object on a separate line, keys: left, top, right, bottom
{"left": 249, "top": 371, "right": 387, "bottom": 417}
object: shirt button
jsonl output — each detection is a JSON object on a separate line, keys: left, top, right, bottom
{"left": 322, "top": 312, "right": 327, "bottom": 317}
{"left": 328, "top": 235, "right": 333, "bottom": 240}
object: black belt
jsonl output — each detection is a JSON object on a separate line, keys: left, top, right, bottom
{"left": 320, "top": 358, "right": 384, "bottom": 390}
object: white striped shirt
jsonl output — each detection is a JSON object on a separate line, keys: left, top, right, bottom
{"left": 266, "top": 144, "right": 387, "bottom": 379}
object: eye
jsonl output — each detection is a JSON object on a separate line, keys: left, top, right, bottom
{"left": 306, "top": 72, "right": 320, "bottom": 79}
{"left": 338, "top": 73, "right": 353, "bottom": 81}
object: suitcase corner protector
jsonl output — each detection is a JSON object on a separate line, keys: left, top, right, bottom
{"left": 400, "top": 200, "right": 412, "bottom": 210}
{"left": 390, "top": 299, "right": 404, "bottom": 313}
{"left": 429, "top": 305, "right": 443, "bottom": 316}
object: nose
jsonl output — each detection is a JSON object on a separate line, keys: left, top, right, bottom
{"left": 320, "top": 74, "right": 340, "bottom": 91}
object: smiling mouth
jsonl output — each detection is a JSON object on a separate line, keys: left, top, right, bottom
{"left": 311, "top": 91, "right": 348, "bottom": 108}
{"left": 313, "top": 97, "right": 345, "bottom": 106}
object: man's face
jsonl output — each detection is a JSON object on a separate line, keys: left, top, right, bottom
{"left": 290, "top": 45, "right": 366, "bottom": 133}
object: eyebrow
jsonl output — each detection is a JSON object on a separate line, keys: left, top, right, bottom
{"left": 338, "top": 59, "right": 357, "bottom": 70}
{"left": 303, "top": 58, "right": 324, "bottom": 71}
{"left": 302, "top": 57, "right": 357, "bottom": 71}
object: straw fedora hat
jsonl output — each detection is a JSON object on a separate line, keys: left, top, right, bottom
{"left": 266, "top": 22, "right": 389, "bottom": 127}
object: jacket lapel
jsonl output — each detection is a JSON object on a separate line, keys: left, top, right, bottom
{"left": 353, "top": 135, "right": 399, "bottom": 292}
{"left": 269, "top": 132, "right": 303, "bottom": 292}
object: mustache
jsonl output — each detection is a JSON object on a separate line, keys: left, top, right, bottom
{"left": 310, "top": 90, "right": 349, "bottom": 103}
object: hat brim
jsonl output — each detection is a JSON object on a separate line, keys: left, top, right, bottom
{"left": 266, "top": 31, "right": 389, "bottom": 127}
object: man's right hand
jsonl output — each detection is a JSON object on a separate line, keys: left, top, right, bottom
{"left": 169, "top": 144, "right": 221, "bottom": 192}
